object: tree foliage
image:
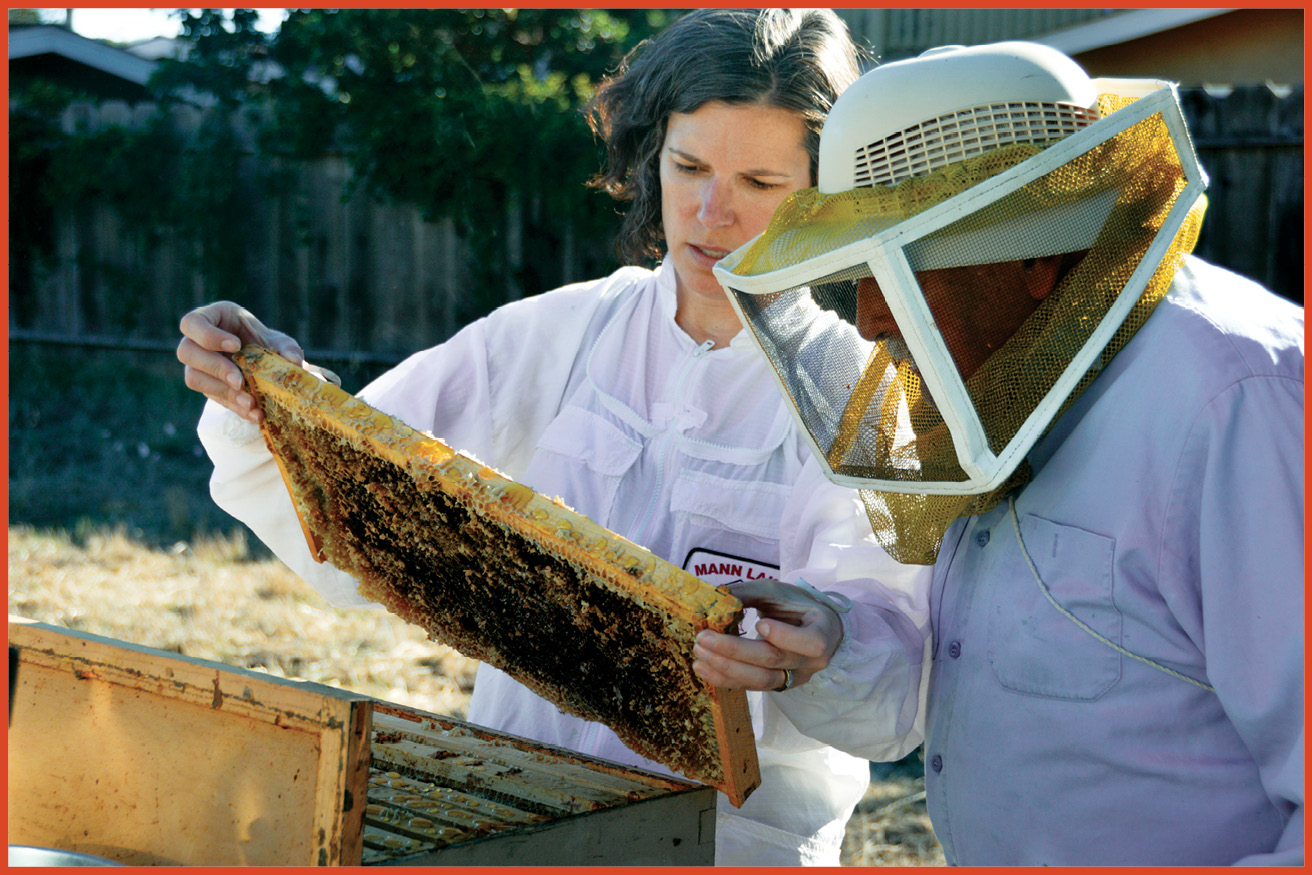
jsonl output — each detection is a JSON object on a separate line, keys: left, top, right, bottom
{"left": 8, "top": 80, "right": 71, "bottom": 325}
{"left": 150, "top": 9, "right": 273, "bottom": 107}
{"left": 150, "top": 9, "right": 672, "bottom": 305}
{"left": 10, "top": 9, "right": 674, "bottom": 335}
{"left": 8, "top": 9, "right": 47, "bottom": 26}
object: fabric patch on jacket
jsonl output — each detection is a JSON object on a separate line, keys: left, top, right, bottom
{"left": 683, "top": 547, "right": 780, "bottom": 586}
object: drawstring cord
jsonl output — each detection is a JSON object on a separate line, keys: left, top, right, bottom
{"left": 793, "top": 578, "right": 853, "bottom": 613}
{"left": 1008, "top": 496, "right": 1214, "bottom": 693}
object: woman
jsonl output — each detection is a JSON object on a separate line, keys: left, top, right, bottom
{"left": 179, "top": 9, "right": 931, "bottom": 865}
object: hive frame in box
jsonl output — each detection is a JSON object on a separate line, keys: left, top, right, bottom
{"left": 363, "top": 703, "right": 716, "bottom": 865}
{"left": 233, "top": 346, "right": 761, "bottom": 807}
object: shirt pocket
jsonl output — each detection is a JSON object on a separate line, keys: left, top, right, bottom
{"left": 670, "top": 469, "right": 789, "bottom": 563}
{"left": 986, "top": 514, "right": 1122, "bottom": 701}
{"left": 522, "top": 407, "right": 643, "bottom": 528}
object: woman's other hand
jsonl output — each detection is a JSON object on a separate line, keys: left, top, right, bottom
{"left": 692, "top": 578, "right": 845, "bottom": 692}
{"left": 178, "top": 301, "right": 305, "bottom": 423}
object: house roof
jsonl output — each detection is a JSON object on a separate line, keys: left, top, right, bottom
{"left": 9, "top": 24, "right": 158, "bottom": 86}
{"left": 1033, "top": 8, "right": 1234, "bottom": 56}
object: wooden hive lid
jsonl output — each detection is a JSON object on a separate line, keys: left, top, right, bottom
{"left": 233, "top": 346, "right": 761, "bottom": 807}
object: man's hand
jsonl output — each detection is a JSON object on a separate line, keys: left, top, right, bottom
{"left": 692, "top": 579, "right": 845, "bottom": 692}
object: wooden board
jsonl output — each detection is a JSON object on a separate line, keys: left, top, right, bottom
{"left": 234, "top": 345, "right": 760, "bottom": 806}
{"left": 7, "top": 617, "right": 371, "bottom": 866}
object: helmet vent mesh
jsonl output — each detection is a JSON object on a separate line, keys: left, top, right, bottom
{"left": 853, "top": 101, "right": 1100, "bottom": 187}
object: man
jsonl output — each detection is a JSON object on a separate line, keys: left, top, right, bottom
{"left": 694, "top": 42, "right": 1303, "bottom": 865}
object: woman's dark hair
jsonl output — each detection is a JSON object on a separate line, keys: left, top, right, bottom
{"left": 587, "top": 8, "right": 861, "bottom": 265}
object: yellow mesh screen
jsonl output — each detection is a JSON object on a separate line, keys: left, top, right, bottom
{"left": 730, "top": 89, "right": 1206, "bottom": 564}
{"left": 733, "top": 142, "right": 1046, "bottom": 277}
{"left": 862, "top": 186, "right": 1202, "bottom": 565}
{"left": 921, "top": 110, "right": 1193, "bottom": 456}
{"left": 827, "top": 341, "right": 968, "bottom": 484}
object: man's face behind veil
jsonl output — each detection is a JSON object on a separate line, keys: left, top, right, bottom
{"left": 854, "top": 256, "right": 1062, "bottom": 381}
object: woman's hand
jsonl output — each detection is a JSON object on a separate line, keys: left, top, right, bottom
{"left": 177, "top": 301, "right": 306, "bottom": 423}
{"left": 692, "top": 578, "right": 845, "bottom": 692}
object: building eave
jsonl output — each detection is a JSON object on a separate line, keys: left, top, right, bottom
{"left": 9, "top": 25, "right": 158, "bottom": 86}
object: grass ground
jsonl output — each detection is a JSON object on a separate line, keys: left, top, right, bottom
{"left": 7, "top": 342, "right": 944, "bottom": 865}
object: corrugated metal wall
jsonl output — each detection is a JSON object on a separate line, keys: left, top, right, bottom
{"left": 836, "top": 9, "right": 1116, "bottom": 62}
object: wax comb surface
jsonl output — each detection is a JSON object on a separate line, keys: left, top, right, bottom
{"left": 233, "top": 346, "right": 761, "bottom": 806}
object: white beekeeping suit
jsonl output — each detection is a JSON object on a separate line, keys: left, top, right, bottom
{"left": 200, "top": 256, "right": 932, "bottom": 866}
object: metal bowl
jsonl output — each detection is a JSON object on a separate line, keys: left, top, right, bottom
{"left": 8, "top": 846, "right": 122, "bottom": 867}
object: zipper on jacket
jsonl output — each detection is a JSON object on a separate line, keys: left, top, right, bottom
{"left": 631, "top": 339, "right": 714, "bottom": 545}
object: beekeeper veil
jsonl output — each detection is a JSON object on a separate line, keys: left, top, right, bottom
{"left": 714, "top": 42, "right": 1208, "bottom": 564}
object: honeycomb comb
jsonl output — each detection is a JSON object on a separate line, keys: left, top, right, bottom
{"left": 233, "top": 346, "right": 761, "bottom": 807}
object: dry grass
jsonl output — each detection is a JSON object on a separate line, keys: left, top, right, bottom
{"left": 7, "top": 524, "right": 477, "bottom": 717}
{"left": 7, "top": 523, "right": 942, "bottom": 866}
{"left": 841, "top": 773, "right": 946, "bottom": 866}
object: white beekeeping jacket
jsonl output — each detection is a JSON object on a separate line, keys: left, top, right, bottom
{"left": 199, "top": 257, "right": 932, "bottom": 866}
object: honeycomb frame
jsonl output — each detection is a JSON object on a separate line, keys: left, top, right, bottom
{"left": 233, "top": 346, "right": 761, "bottom": 807}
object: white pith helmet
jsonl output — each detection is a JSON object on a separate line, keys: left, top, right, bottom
{"left": 818, "top": 41, "right": 1101, "bottom": 194}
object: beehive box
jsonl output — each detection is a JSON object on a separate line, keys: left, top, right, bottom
{"left": 7, "top": 618, "right": 716, "bottom": 866}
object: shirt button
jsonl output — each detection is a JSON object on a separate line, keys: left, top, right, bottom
{"left": 974, "top": 529, "right": 991, "bottom": 547}
{"left": 931, "top": 754, "right": 943, "bottom": 773}
{"left": 948, "top": 641, "right": 962, "bottom": 659}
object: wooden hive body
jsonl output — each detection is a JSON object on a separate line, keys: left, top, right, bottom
{"left": 233, "top": 346, "right": 760, "bottom": 806}
{"left": 8, "top": 617, "right": 371, "bottom": 866}
{"left": 7, "top": 618, "right": 717, "bottom": 865}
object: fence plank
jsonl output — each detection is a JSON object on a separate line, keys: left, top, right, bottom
{"left": 1181, "top": 85, "right": 1304, "bottom": 303}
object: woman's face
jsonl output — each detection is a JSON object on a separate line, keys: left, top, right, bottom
{"left": 660, "top": 101, "right": 811, "bottom": 303}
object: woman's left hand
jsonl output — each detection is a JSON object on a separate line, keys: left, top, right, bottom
{"left": 692, "top": 579, "right": 844, "bottom": 692}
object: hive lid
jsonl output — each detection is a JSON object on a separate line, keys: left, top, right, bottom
{"left": 233, "top": 346, "right": 761, "bottom": 807}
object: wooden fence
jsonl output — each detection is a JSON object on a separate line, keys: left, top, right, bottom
{"left": 1181, "top": 86, "right": 1304, "bottom": 304}
{"left": 8, "top": 84, "right": 1302, "bottom": 363}
{"left": 10, "top": 97, "right": 614, "bottom": 361}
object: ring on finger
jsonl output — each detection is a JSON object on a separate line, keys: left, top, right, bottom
{"left": 772, "top": 668, "right": 794, "bottom": 693}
